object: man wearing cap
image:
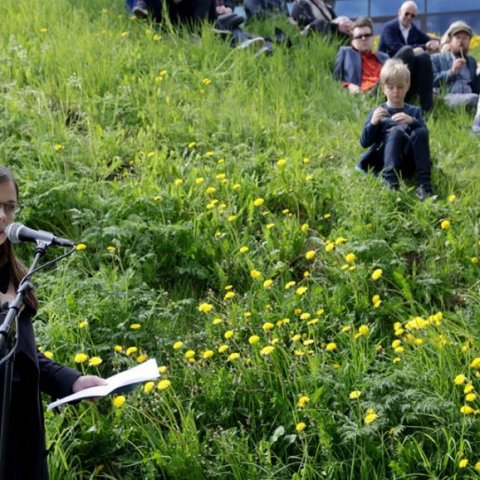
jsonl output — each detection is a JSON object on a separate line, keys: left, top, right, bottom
{"left": 431, "top": 21, "right": 480, "bottom": 108}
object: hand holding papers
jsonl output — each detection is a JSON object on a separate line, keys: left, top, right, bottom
{"left": 47, "top": 358, "right": 159, "bottom": 410}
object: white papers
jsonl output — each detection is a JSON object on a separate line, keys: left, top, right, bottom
{"left": 47, "top": 358, "right": 159, "bottom": 410}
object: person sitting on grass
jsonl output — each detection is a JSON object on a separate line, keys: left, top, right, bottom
{"left": 333, "top": 17, "right": 389, "bottom": 95}
{"left": 357, "top": 59, "right": 434, "bottom": 200}
{"left": 291, "top": 0, "right": 352, "bottom": 41}
{"left": 431, "top": 21, "right": 480, "bottom": 109}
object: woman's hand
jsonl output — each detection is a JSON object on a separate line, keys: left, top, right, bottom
{"left": 72, "top": 375, "right": 107, "bottom": 393}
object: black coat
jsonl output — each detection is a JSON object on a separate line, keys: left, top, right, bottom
{"left": 1, "top": 307, "right": 80, "bottom": 479}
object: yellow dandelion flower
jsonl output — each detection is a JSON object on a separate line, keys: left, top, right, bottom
{"left": 466, "top": 393, "right": 477, "bottom": 402}
{"left": 195, "top": 177, "right": 205, "bottom": 185}
{"left": 260, "top": 346, "right": 275, "bottom": 355}
{"left": 136, "top": 354, "right": 148, "bottom": 363}
{"left": 297, "top": 395, "right": 310, "bottom": 408}
{"left": 349, "top": 390, "right": 362, "bottom": 399}
{"left": 54, "top": 143, "right": 64, "bottom": 152}
{"left": 227, "top": 352, "right": 240, "bottom": 362}
{"left": 305, "top": 250, "right": 316, "bottom": 260}
{"left": 76, "top": 243, "right": 87, "bottom": 251}
{"left": 464, "top": 383, "right": 475, "bottom": 394}
{"left": 262, "top": 322, "right": 274, "bottom": 331}
{"left": 475, "top": 461, "right": 480, "bottom": 472}
{"left": 158, "top": 366, "right": 168, "bottom": 374}
{"left": 364, "top": 408, "right": 378, "bottom": 424}
{"left": 325, "top": 242, "right": 335, "bottom": 252}
{"left": 198, "top": 303, "right": 214, "bottom": 313}
{"left": 126, "top": 346, "right": 138, "bottom": 356}
{"left": 296, "top": 422, "right": 306, "bottom": 432}
{"left": 203, "top": 350, "right": 214, "bottom": 359}
{"left": 224, "top": 291, "right": 235, "bottom": 300}
{"left": 143, "top": 381, "right": 155, "bottom": 393}
{"left": 454, "top": 374, "right": 467, "bottom": 385}
{"left": 74, "top": 353, "right": 88, "bottom": 363}
{"left": 88, "top": 356, "right": 103, "bottom": 367}
{"left": 224, "top": 330, "right": 234, "bottom": 339}
{"left": 345, "top": 253, "right": 356, "bottom": 263}
{"left": 239, "top": 246, "right": 249, "bottom": 253}
{"left": 295, "top": 286, "right": 308, "bottom": 296}
{"left": 459, "top": 459, "right": 468, "bottom": 468}
{"left": 173, "top": 341, "right": 183, "bottom": 350}
{"left": 184, "top": 350, "right": 195, "bottom": 359}
{"left": 249, "top": 335, "right": 260, "bottom": 345}
{"left": 335, "top": 237, "right": 347, "bottom": 244}
{"left": 250, "top": 269, "right": 262, "bottom": 279}
{"left": 323, "top": 213, "right": 331, "bottom": 219}
{"left": 130, "top": 323, "right": 141, "bottom": 330}
{"left": 263, "top": 279, "right": 273, "bottom": 288}
{"left": 301, "top": 223, "right": 309, "bottom": 233}
{"left": 112, "top": 395, "right": 126, "bottom": 408}
{"left": 78, "top": 320, "right": 88, "bottom": 328}
{"left": 285, "top": 281, "right": 296, "bottom": 289}
{"left": 291, "top": 334, "right": 301, "bottom": 342}
{"left": 440, "top": 219, "right": 450, "bottom": 230}
{"left": 326, "top": 342, "right": 337, "bottom": 351}
{"left": 277, "top": 158, "right": 287, "bottom": 168}
{"left": 472, "top": 256, "right": 479, "bottom": 264}
{"left": 157, "top": 379, "right": 171, "bottom": 391}
{"left": 218, "top": 344, "right": 229, "bottom": 353}
{"left": 358, "top": 325, "right": 369, "bottom": 336}
{"left": 460, "top": 405, "right": 475, "bottom": 414}
{"left": 447, "top": 194, "right": 456, "bottom": 203}
{"left": 470, "top": 358, "right": 480, "bottom": 369}
{"left": 43, "top": 351, "right": 54, "bottom": 359}
{"left": 371, "top": 268, "right": 383, "bottom": 281}
{"left": 253, "top": 198, "right": 264, "bottom": 207}
{"left": 114, "top": 345, "right": 123, "bottom": 353}
{"left": 174, "top": 178, "right": 184, "bottom": 186}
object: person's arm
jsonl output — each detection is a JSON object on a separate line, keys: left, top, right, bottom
{"left": 333, "top": 48, "right": 346, "bottom": 80}
{"left": 38, "top": 352, "right": 106, "bottom": 399}
{"left": 432, "top": 55, "right": 455, "bottom": 88}
{"left": 378, "top": 22, "right": 403, "bottom": 57}
{"left": 360, "top": 109, "right": 383, "bottom": 148}
{"left": 408, "top": 27, "right": 432, "bottom": 50}
{"left": 38, "top": 352, "right": 81, "bottom": 399}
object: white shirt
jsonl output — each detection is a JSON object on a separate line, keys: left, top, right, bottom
{"left": 399, "top": 21, "right": 411, "bottom": 43}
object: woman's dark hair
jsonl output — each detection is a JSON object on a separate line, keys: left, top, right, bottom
{"left": 0, "top": 166, "right": 38, "bottom": 310}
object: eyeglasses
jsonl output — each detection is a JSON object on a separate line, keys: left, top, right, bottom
{"left": 404, "top": 12, "right": 416, "bottom": 18}
{"left": 0, "top": 202, "right": 21, "bottom": 215}
{"left": 353, "top": 33, "right": 373, "bottom": 40}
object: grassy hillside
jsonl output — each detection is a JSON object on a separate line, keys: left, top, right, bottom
{"left": 1, "top": 0, "right": 480, "bottom": 478}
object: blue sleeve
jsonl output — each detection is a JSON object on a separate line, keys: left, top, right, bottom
{"left": 379, "top": 23, "right": 403, "bottom": 56}
{"left": 333, "top": 48, "right": 345, "bottom": 81}
{"left": 360, "top": 109, "right": 382, "bottom": 148}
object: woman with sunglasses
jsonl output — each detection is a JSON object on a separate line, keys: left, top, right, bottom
{"left": 0, "top": 166, "right": 105, "bottom": 479}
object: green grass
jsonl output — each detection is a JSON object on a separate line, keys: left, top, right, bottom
{"left": 1, "top": 0, "right": 480, "bottom": 478}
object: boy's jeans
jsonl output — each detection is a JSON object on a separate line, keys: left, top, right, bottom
{"left": 383, "top": 126, "right": 431, "bottom": 187}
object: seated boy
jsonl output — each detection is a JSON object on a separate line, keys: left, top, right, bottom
{"left": 357, "top": 59, "right": 434, "bottom": 200}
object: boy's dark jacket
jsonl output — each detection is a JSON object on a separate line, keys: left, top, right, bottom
{"left": 358, "top": 102, "right": 426, "bottom": 173}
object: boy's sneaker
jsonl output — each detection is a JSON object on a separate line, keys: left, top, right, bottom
{"left": 415, "top": 184, "right": 435, "bottom": 201}
{"left": 132, "top": 0, "right": 149, "bottom": 18}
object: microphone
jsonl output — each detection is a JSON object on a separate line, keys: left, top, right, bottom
{"left": 6, "top": 223, "right": 75, "bottom": 248}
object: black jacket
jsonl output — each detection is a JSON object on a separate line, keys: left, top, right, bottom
{"left": 1, "top": 306, "right": 80, "bottom": 479}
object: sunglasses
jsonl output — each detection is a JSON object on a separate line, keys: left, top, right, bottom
{"left": 404, "top": 12, "right": 416, "bottom": 18}
{"left": 353, "top": 33, "right": 373, "bottom": 40}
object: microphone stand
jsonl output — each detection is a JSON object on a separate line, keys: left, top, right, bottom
{"left": 0, "top": 242, "right": 48, "bottom": 478}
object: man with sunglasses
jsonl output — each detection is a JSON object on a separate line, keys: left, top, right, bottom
{"left": 377, "top": 1, "right": 437, "bottom": 112}
{"left": 378, "top": 1, "right": 439, "bottom": 57}
{"left": 334, "top": 17, "right": 388, "bottom": 95}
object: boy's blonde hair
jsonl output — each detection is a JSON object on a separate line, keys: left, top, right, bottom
{"left": 380, "top": 59, "right": 410, "bottom": 86}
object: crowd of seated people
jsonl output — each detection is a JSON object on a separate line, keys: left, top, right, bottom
{"left": 125, "top": 0, "right": 480, "bottom": 198}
